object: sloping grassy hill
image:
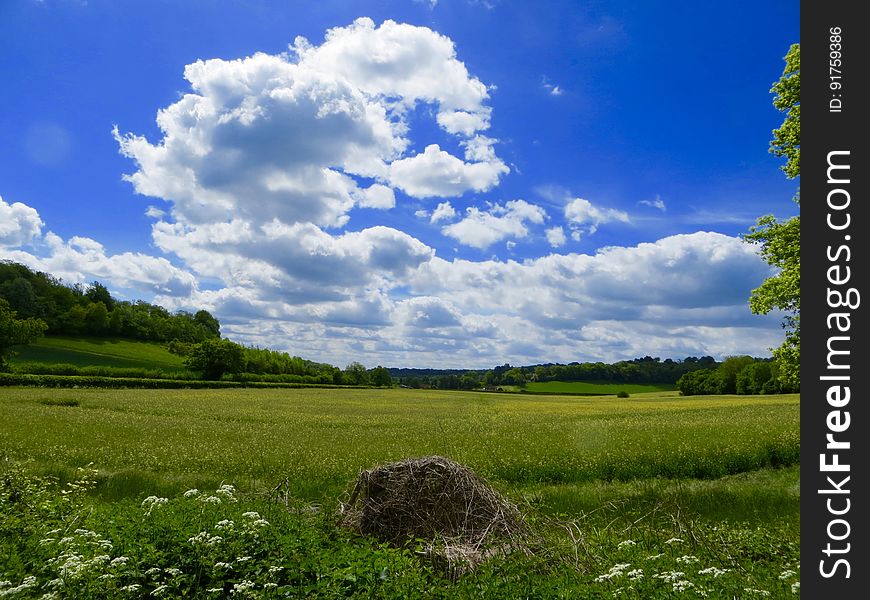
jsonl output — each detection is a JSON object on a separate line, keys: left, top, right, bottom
{"left": 11, "top": 336, "right": 186, "bottom": 371}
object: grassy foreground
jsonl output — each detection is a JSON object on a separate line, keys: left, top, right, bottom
{"left": 1, "top": 388, "right": 800, "bottom": 598}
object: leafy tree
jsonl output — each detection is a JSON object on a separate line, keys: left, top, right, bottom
{"left": 736, "top": 362, "right": 774, "bottom": 395}
{"left": 369, "top": 366, "right": 392, "bottom": 387}
{"left": 770, "top": 44, "right": 800, "bottom": 179}
{"left": 0, "top": 299, "right": 48, "bottom": 370}
{"left": 0, "top": 277, "right": 41, "bottom": 319}
{"left": 343, "top": 362, "right": 369, "bottom": 386}
{"left": 84, "top": 302, "right": 109, "bottom": 335}
{"left": 186, "top": 338, "right": 246, "bottom": 380}
{"left": 194, "top": 310, "right": 221, "bottom": 338}
{"left": 676, "top": 368, "right": 723, "bottom": 396}
{"left": 85, "top": 281, "right": 115, "bottom": 311}
{"left": 745, "top": 44, "right": 800, "bottom": 389}
{"left": 716, "top": 356, "right": 756, "bottom": 394}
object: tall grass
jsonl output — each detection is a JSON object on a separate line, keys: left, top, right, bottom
{"left": 0, "top": 388, "right": 799, "bottom": 502}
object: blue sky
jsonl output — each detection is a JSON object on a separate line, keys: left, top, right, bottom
{"left": 0, "top": 0, "right": 799, "bottom": 368}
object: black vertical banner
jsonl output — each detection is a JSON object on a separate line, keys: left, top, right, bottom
{"left": 802, "top": 2, "right": 869, "bottom": 597}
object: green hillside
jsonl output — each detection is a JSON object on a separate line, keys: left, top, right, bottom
{"left": 11, "top": 336, "right": 186, "bottom": 371}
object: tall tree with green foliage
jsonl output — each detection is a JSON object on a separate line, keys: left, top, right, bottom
{"left": 0, "top": 299, "right": 48, "bottom": 370}
{"left": 186, "top": 338, "right": 246, "bottom": 380}
{"left": 744, "top": 44, "right": 800, "bottom": 389}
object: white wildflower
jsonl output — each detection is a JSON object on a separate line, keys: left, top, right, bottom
{"left": 188, "top": 531, "right": 209, "bottom": 544}
{"left": 672, "top": 580, "right": 695, "bottom": 592}
{"left": 242, "top": 511, "right": 260, "bottom": 519}
{"left": 252, "top": 519, "right": 270, "bottom": 528}
{"left": 626, "top": 568, "right": 644, "bottom": 581}
{"left": 779, "top": 569, "right": 797, "bottom": 580}
{"left": 183, "top": 488, "right": 200, "bottom": 497}
{"left": 0, "top": 576, "right": 37, "bottom": 596}
{"left": 214, "top": 562, "right": 233, "bottom": 570}
{"left": 120, "top": 584, "right": 141, "bottom": 592}
{"left": 110, "top": 556, "right": 129, "bottom": 567}
{"left": 263, "top": 583, "right": 278, "bottom": 589}
{"left": 698, "top": 566, "right": 730, "bottom": 577}
{"left": 215, "top": 519, "right": 235, "bottom": 530}
{"left": 216, "top": 484, "right": 237, "bottom": 501}
{"left": 268, "top": 566, "right": 284, "bottom": 574}
{"left": 141, "top": 496, "right": 169, "bottom": 515}
{"left": 236, "top": 556, "right": 252, "bottom": 563}
{"left": 654, "top": 571, "right": 686, "bottom": 583}
{"left": 676, "top": 555, "right": 699, "bottom": 564}
{"left": 743, "top": 588, "right": 771, "bottom": 597}
{"left": 145, "top": 567, "right": 162, "bottom": 577}
{"left": 594, "top": 563, "right": 631, "bottom": 582}
{"left": 151, "top": 584, "right": 169, "bottom": 597}
{"left": 791, "top": 582, "right": 800, "bottom": 594}
{"left": 231, "top": 580, "right": 255, "bottom": 594}
{"left": 617, "top": 540, "right": 636, "bottom": 548}
{"left": 202, "top": 496, "right": 221, "bottom": 505}
{"left": 165, "top": 568, "right": 182, "bottom": 577}
{"left": 645, "top": 553, "right": 665, "bottom": 560}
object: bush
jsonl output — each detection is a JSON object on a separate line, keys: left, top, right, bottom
{"left": 616, "top": 391, "right": 630, "bottom": 398}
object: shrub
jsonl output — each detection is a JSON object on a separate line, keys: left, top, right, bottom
{"left": 616, "top": 391, "right": 630, "bottom": 398}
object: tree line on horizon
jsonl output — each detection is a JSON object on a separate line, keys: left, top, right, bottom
{"left": 1, "top": 260, "right": 796, "bottom": 394}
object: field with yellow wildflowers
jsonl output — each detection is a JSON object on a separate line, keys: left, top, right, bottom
{"left": 1, "top": 388, "right": 800, "bottom": 598}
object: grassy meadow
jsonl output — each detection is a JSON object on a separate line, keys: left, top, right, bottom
{"left": 520, "top": 381, "right": 676, "bottom": 394}
{"left": 1, "top": 387, "right": 800, "bottom": 597}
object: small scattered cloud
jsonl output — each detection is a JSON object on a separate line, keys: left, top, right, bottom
{"left": 430, "top": 201, "right": 457, "bottom": 223}
{"left": 564, "top": 197, "right": 630, "bottom": 236}
{"left": 638, "top": 194, "right": 667, "bottom": 211}
{"left": 442, "top": 199, "right": 546, "bottom": 249}
{"left": 545, "top": 226, "right": 566, "bottom": 248}
{"left": 541, "top": 76, "right": 564, "bottom": 96}
{"left": 145, "top": 206, "right": 166, "bottom": 219}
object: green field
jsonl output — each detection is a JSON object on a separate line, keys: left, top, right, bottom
{"left": 10, "top": 336, "right": 187, "bottom": 371}
{"left": 521, "top": 381, "right": 676, "bottom": 394}
{"left": 0, "top": 388, "right": 801, "bottom": 597}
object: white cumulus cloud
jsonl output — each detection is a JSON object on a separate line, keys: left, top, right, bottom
{"left": 430, "top": 201, "right": 457, "bottom": 223}
{"left": 565, "top": 197, "right": 630, "bottom": 235}
{"left": 0, "top": 196, "right": 44, "bottom": 247}
{"left": 442, "top": 199, "right": 546, "bottom": 249}
{"left": 545, "top": 226, "right": 566, "bottom": 247}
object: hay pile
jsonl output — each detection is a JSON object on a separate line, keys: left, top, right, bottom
{"left": 339, "top": 456, "right": 529, "bottom": 575}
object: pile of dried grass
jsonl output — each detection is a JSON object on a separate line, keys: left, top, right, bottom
{"left": 339, "top": 456, "right": 530, "bottom": 576}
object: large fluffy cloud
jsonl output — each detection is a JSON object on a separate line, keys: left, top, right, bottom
{"left": 0, "top": 196, "right": 43, "bottom": 247}
{"left": 115, "top": 17, "right": 507, "bottom": 232}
